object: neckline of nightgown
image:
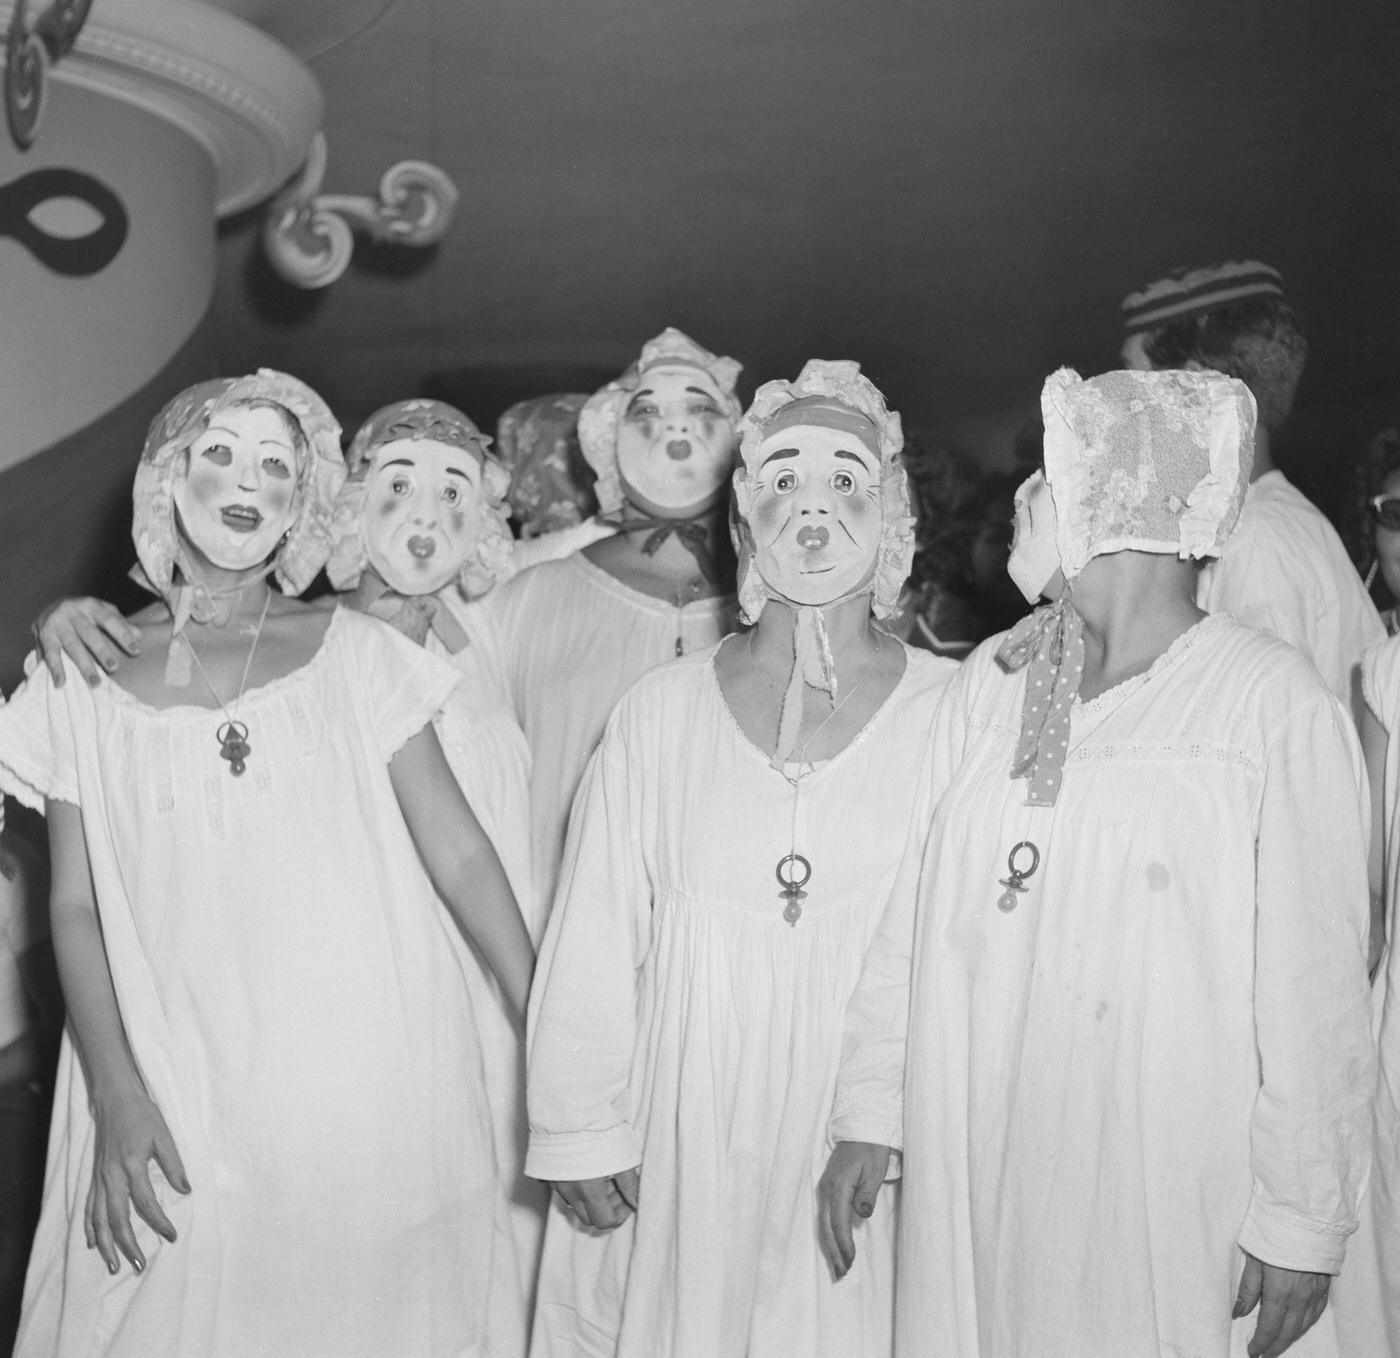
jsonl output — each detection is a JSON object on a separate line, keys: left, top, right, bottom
{"left": 567, "top": 550, "right": 734, "bottom": 618}
{"left": 707, "top": 635, "right": 913, "bottom": 783}
{"left": 95, "top": 604, "right": 347, "bottom": 719}
{"left": 1072, "top": 611, "right": 1228, "bottom": 718}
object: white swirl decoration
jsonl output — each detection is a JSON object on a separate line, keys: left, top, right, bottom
{"left": 6, "top": 0, "right": 93, "bottom": 150}
{"left": 262, "top": 132, "right": 459, "bottom": 289}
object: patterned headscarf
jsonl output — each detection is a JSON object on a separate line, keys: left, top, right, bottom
{"left": 995, "top": 366, "right": 1256, "bottom": 806}
{"left": 326, "top": 398, "right": 513, "bottom": 599}
{"left": 575, "top": 328, "right": 743, "bottom": 518}
{"left": 132, "top": 369, "right": 345, "bottom": 626}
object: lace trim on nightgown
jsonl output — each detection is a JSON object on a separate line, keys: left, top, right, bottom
{"left": 1073, "top": 611, "right": 1230, "bottom": 717}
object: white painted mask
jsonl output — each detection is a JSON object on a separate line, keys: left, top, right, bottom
{"left": 1006, "top": 470, "right": 1063, "bottom": 604}
{"left": 749, "top": 423, "right": 882, "bottom": 606}
{"left": 362, "top": 438, "right": 485, "bottom": 595}
{"left": 173, "top": 403, "right": 299, "bottom": 572}
{"left": 614, "top": 364, "right": 737, "bottom": 516}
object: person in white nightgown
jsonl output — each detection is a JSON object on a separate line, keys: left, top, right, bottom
{"left": 325, "top": 397, "right": 544, "bottom": 1357}
{"left": 483, "top": 328, "right": 744, "bottom": 923}
{"left": 1329, "top": 635, "right": 1400, "bottom": 1351}
{"left": 822, "top": 367, "right": 1375, "bottom": 1358}
{"left": 526, "top": 360, "right": 958, "bottom": 1358}
{"left": 0, "top": 372, "right": 535, "bottom": 1358}
{"left": 26, "top": 331, "right": 744, "bottom": 940}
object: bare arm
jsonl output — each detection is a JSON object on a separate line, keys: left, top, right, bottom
{"left": 47, "top": 801, "right": 188, "bottom": 1273}
{"left": 388, "top": 724, "right": 534, "bottom": 1028}
{"left": 33, "top": 598, "right": 142, "bottom": 687}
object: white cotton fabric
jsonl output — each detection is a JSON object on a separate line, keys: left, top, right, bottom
{"left": 833, "top": 614, "right": 1375, "bottom": 1357}
{"left": 525, "top": 643, "right": 957, "bottom": 1358}
{"left": 0, "top": 609, "right": 498, "bottom": 1358}
{"left": 1197, "top": 470, "right": 1384, "bottom": 708}
{"left": 1331, "top": 635, "right": 1400, "bottom": 1352}
{"left": 482, "top": 552, "right": 737, "bottom": 923}
{"left": 429, "top": 589, "right": 546, "bottom": 1358}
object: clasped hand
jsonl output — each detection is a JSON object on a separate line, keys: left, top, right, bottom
{"left": 552, "top": 1167, "right": 640, "bottom": 1232}
{"left": 88, "top": 1086, "right": 190, "bottom": 1274}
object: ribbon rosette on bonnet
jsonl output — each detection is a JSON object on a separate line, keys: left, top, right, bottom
{"left": 995, "top": 365, "right": 1256, "bottom": 806}
{"left": 132, "top": 368, "right": 346, "bottom": 630}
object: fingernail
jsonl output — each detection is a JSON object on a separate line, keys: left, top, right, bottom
{"left": 856, "top": 1201, "right": 873, "bottom": 1218}
{"left": 107, "top": 1260, "right": 118, "bottom": 1275}
{"left": 88, "top": 674, "right": 101, "bottom": 688}
{"left": 1232, "top": 1301, "right": 1244, "bottom": 1318}
{"left": 104, "top": 659, "right": 116, "bottom": 672}
{"left": 132, "top": 1258, "right": 143, "bottom": 1274}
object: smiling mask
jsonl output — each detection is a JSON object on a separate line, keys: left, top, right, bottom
{"left": 132, "top": 370, "right": 344, "bottom": 620}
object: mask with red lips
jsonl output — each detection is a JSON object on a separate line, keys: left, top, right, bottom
{"left": 172, "top": 403, "right": 300, "bottom": 571}
{"left": 362, "top": 438, "right": 484, "bottom": 595}
{"left": 613, "top": 363, "right": 736, "bottom": 517}
{"left": 749, "top": 421, "right": 883, "bottom": 606}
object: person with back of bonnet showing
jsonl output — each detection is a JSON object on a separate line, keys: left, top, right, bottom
{"left": 524, "top": 360, "right": 958, "bottom": 1357}
{"left": 820, "top": 366, "right": 1374, "bottom": 1358}
{"left": 1120, "top": 260, "right": 1383, "bottom": 719}
{"left": 0, "top": 371, "right": 534, "bottom": 1357}
{"left": 325, "top": 397, "right": 544, "bottom": 1357}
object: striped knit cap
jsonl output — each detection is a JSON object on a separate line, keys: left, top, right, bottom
{"left": 1121, "top": 260, "right": 1284, "bottom": 336}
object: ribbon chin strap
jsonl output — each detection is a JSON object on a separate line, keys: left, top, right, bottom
{"left": 770, "top": 604, "right": 840, "bottom": 770}
{"left": 357, "top": 575, "right": 470, "bottom": 653}
{"left": 607, "top": 506, "right": 722, "bottom": 584}
{"left": 994, "top": 598, "right": 1086, "bottom": 807}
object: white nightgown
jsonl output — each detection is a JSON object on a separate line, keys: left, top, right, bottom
{"left": 1331, "top": 635, "right": 1400, "bottom": 1351}
{"left": 483, "top": 552, "right": 737, "bottom": 926}
{"left": 431, "top": 590, "right": 545, "bottom": 1358}
{"left": 525, "top": 642, "right": 957, "bottom": 1358}
{"left": 0, "top": 608, "right": 497, "bottom": 1358}
{"left": 833, "top": 613, "right": 1375, "bottom": 1358}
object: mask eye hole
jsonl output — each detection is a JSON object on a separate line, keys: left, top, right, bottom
{"left": 390, "top": 476, "right": 412, "bottom": 498}
{"left": 442, "top": 484, "right": 460, "bottom": 506}
{"left": 773, "top": 470, "right": 798, "bottom": 494}
{"left": 830, "top": 470, "right": 856, "bottom": 495}
{"left": 202, "top": 442, "right": 233, "bottom": 467}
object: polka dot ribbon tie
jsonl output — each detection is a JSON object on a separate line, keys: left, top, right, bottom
{"left": 994, "top": 599, "right": 1086, "bottom": 808}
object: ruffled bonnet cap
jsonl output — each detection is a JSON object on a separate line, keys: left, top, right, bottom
{"left": 1041, "top": 365, "right": 1256, "bottom": 580}
{"left": 731, "top": 358, "right": 915, "bottom": 625}
{"left": 326, "top": 398, "right": 513, "bottom": 599}
{"left": 996, "top": 365, "right": 1256, "bottom": 808}
{"left": 576, "top": 327, "right": 743, "bottom": 517}
{"left": 131, "top": 369, "right": 345, "bottom": 625}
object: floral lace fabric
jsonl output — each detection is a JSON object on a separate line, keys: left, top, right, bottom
{"left": 1041, "top": 367, "right": 1256, "bottom": 580}
{"left": 494, "top": 392, "right": 595, "bottom": 537}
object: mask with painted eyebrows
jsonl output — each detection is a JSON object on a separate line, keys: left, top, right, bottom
{"left": 749, "top": 423, "right": 883, "bottom": 605}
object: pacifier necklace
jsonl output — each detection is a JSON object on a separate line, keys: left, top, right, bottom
{"left": 996, "top": 838, "right": 1041, "bottom": 913}
{"left": 754, "top": 626, "right": 882, "bottom": 926}
{"left": 182, "top": 590, "right": 272, "bottom": 777}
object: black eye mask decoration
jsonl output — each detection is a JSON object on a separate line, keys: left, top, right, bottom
{"left": 0, "top": 167, "right": 127, "bottom": 275}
